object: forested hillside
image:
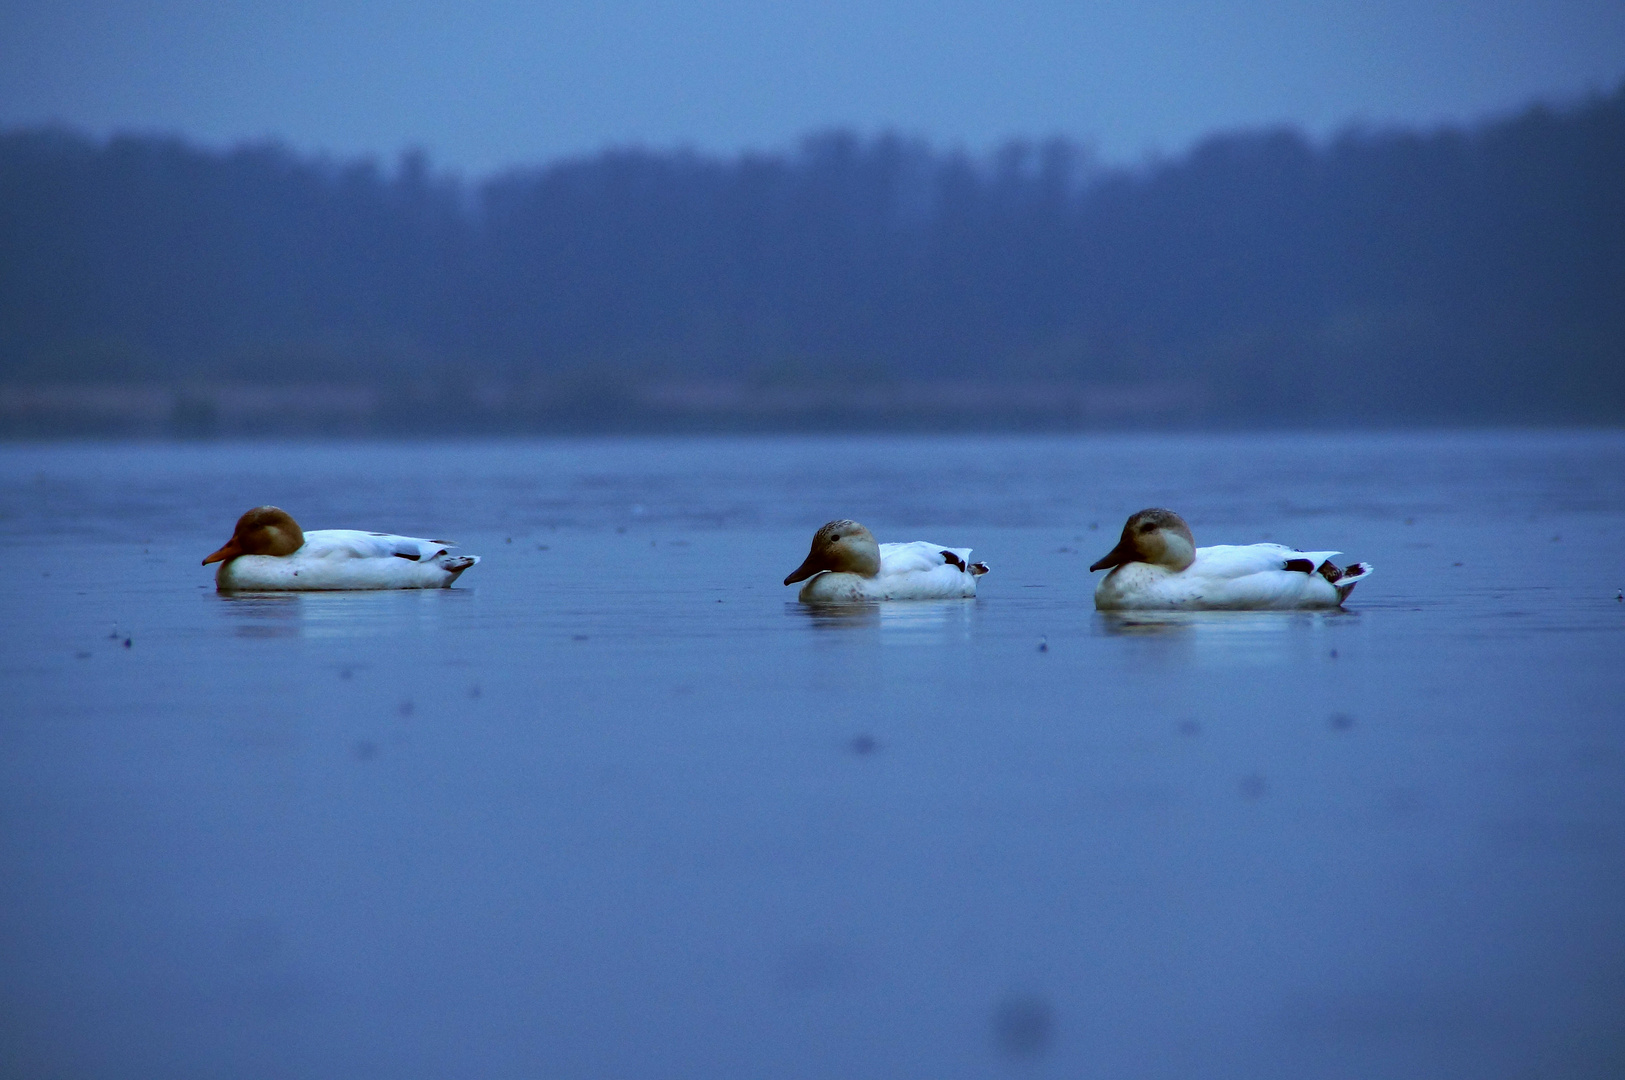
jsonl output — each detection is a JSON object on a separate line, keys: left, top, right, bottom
{"left": 2, "top": 84, "right": 1621, "bottom": 431}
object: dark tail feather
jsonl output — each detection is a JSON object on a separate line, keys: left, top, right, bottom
{"left": 1325, "top": 561, "right": 1373, "bottom": 602}
{"left": 942, "top": 551, "right": 989, "bottom": 576}
{"left": 440, "top": 555, "right": 479, "bottom": 578}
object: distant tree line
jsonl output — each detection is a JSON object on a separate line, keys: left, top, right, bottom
{"left": 1, "top": 83, "right": 1621, "bottom": 426}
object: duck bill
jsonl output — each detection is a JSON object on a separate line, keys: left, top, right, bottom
{"left": 1089, "top": 542, "right": 1130, "bottom": 573}
{"left": 202, "top": 539, "right": 242, "bottom": 565}
{"left": 783, "top": 553, "right": 827, "bottom": 585}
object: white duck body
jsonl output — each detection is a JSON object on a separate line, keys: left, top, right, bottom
{"left": 1095, "top": 543, "right": 1352, "bottom": 610}
{"left": 800, "top": 541, "right": 982, "bottom": 601}
{"left": 1090, "top": 509, "right": 1371, "bottom": 611}
{"left": 784, "top": 521, "right": 988, "bottom": 602}
{"left": 204, "top": 507, "right": 478, "bottom": 591}
{"left": 216, "top": 531, "right": 478, "bottom": 591}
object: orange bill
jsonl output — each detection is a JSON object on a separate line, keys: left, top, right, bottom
{"left": 202, "top": 539, "right": 242, "bottom": 565}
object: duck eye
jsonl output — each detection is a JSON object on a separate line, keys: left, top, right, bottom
{"left": 1138, "top": 523, "right": 1154, "bottom": 534}
{"left": 830, "top": 534, "right": 840, "bottom": 541}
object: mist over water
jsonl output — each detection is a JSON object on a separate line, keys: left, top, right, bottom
{"left": 2, "top": 431, "right": 1623, "bottom": 1079}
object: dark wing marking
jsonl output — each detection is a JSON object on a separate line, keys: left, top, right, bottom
{"left": 1283, "top": 558, "right": 1315, "bottom": 574}
{"left": 393, "top": 551, "right": 421, "bottom": 561}
{"left": 939, "top": 550, "right": 968, "bottom": 572}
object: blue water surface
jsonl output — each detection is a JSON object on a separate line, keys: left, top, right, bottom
{"left": 2, "top": 431, "right": 1622, "bottom": 1079}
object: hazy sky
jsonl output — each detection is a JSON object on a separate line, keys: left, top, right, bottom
{"left": 3, "top": 1, "right": 1623, "bottom": 174}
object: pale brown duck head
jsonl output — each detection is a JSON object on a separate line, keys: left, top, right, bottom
{"left": 783, "top": 520, "right": 882, "bottom": 584}
{"left": 202, "top": 506, "right": 306, "bottom": 564}
{"left": 1089, "top": 508, "right": 1197, "bottom": 573}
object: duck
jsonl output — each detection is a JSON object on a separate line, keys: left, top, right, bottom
{"left": 783, "top": 520, "right": 988, "bottom": 601}
{"left": 1088, "top": 508, "right": 1371, "bottom": 610}
{"left": 202, "top": 506, "right": 479, "bottom": 591}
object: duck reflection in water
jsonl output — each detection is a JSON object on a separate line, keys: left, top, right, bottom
{"left": 1097, "top": 609, "right": 1358, "bottom": 666}
{"left": 793, "top": 598, "right": 975, "bottom": 642}
{"left": 216, "top": 592, "right": 303, "bottom": 639}
{"left": 214, "top": 588, "right": 468, "bottom": 640}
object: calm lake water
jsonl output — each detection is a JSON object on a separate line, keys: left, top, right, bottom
{"left": 2, "top": 431, "right": 1622, "bottom": 1080}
